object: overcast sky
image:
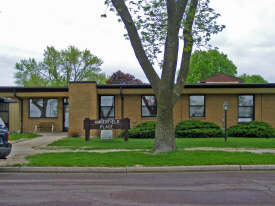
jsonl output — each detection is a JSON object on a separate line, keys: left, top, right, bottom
{"left": 1, "top": 0, "right": 275, "bottom": 86}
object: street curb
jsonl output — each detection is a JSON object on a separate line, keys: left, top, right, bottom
{"left": 18, "top": 167, "right": 127, "bottom": 173}
{"left": 126, "top": 165, "right": 241, "bottom": 173}
{"left": 240, "top": 165, "right": 275, "bottom": 171}
{"left": 0, "top": 167, "right": 20, "bottom": 173}
{"left": 1, "top": 165, "right": 275, "bottom": 173}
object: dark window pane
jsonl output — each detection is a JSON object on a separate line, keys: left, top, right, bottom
{"left": 29, "top": 99, "right": 58, "bottom": 118}
{"left": 142, "top": 106, "right": 157, "bottom": 116}
{"left": 142, "top": 96, "right": 157, "bottom": 106}
{"left": 141, "top": 96, "right": 157, "bottom": 117}
{"left": 44, "top": 99, "right": 58, "bottom": 117}
{"left": 30, "top": 99, "right": 43, "bottom": 117}
{"left": 238, "top": 118, "right": 253, "bottom": 123}
{"left": 64, "top": 104, "right": 69, "bottom": 131}
{"left": 238, "top": 95, "right": 253, "bottom": 106}
{"left": 190, "top": 96, "right": 204, "bottom": 105}
{"left": 64, "top": 98, "right": 69, "bottom": 104}
{"left": 100, "top": 107, "right": 115, "bottom": 118}
{"left": 100, "top": 96, "right": 115, "bottom": 119}
{"left": 238, "top": 107, "right": 253, "bottom": 117}
{"left": 101, "top": 96, "right": 114, "bottom": 106}
{"left": 190, "top": 106, "right": 204, "bottom": 117}
{"left": 189, "top": 95, "right": 204, "bottom": 117}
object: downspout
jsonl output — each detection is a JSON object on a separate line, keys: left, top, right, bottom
{"left": 120, "top": 87, "right": 124, "bottom": 119}
{"left": 14, "top": 89, "right": 23, "bottom": 133}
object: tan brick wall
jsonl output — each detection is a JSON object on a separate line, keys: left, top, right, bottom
{"left": 177, "top": 94, "right": 238, "bottom": 129}
{"left": 69, "top": 82, "right": 98, "bottom": 137}
{"left": 181, "top": 95, "right": 189, "bottom": 121}
{"left": 124, "top": 95, "right": 157, "bottom": 128}
{"left": 204, "top": 94, "right": 238, "bottom": 129}
{"left": 262, "top": 94, "right": 275, "bottom": 128}
{"left": 19, "top": 83, "right": 275, "bottom": 136}
{"left": 173, "top": 95, "right": 182, "bottom": 125}
{"left": 22, "top": 98, "right": 63, "bottom": 133}
{"left": 254, "top": 94, "right": 262, "bottom": 122}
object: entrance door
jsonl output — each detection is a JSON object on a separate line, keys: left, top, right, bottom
{"left": 63, "top": 98, "right": 69, "bottom": 132}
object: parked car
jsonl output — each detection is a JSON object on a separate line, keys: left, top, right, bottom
{"left": 0, "top": 117, "right": 12, "bottom": 159}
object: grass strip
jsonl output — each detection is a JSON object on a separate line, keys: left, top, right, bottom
{"left": 48, "top": 137, "right": 155, "bottom": 150}
{"left": 26, "top": 150, "right": 275, "bottom": 167}
{"left": 10, "top": 133, "right": 41, "bottom": 141}
{"left": 48, "top": 137, "right": 275, "bottom": 150}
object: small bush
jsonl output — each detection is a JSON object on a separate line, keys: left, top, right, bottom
{"left": 120, "top": 121, "right": 156, "bottom": 139}
{"left": 175, "top": 120, "right": 224, "bottom": 138}
{"left": 69, "top": 129, "right": 79, "bottom": 137}
{"left": 227, "top": 121, "right": 275, "bottom": 138}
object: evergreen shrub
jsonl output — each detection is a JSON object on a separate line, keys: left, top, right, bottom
{"left": 227, "top": 121, "right": 275, "bottom": 138}
{"left": 120, "top": 121, "right": 156, "bottom": 138}
{"left": 175, "top": 120, "right": 224, "bottom": 138}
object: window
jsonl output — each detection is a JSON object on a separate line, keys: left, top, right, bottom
{"left": 99, "top": 96, "right": 115, "bottom": 119}
{"left": 238, "top": 95, "right": 254, "bottom": 123}
{"left": 29, "top": 99, "right": 58, "bottom": 118}
{"left": 189, "top": 95, "right": 205, "bottom": 117}
{"left": 141, "top": 96, "right": 157, "bottom": 117}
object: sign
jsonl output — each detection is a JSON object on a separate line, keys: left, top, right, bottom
{"left": 101, "top": 130, "right": 113, "bottom": 139}
{"left": 84, "top": 118, "right": 130, "bottom": 142}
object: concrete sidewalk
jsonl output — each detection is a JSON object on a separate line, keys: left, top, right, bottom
{"left": 11, "top": 132, "right": 68, "bottom": 149}
{"left": 0, "top": 132, "right": 69, "bottom": 166}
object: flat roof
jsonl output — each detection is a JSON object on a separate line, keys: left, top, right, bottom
{"left": 0, "top": 87, "right": 68, "bottom": 93}
{"left": 1, "top": 84, "right": 275, "bottom": 93}
{"left": 96, "top": 83, "right": 275, "bottom": 89}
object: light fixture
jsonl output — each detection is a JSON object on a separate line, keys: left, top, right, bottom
{"left": 223, "top": 102, "right": 229, "bottom": 141}
{"left": 223, "top": 102, "right": 229, "bottom": 111}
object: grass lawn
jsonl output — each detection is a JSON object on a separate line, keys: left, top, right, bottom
{"left": 48, "top": 137, "right": 275, "bottom": 150}
{"left": 10, "top": 133, "right": 41, "bottom": 141}
{"left": 26, "top": 150, "right": 275, "bottom": 167}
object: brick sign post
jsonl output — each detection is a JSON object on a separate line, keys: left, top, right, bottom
{"left": 84, "top": 118, "right": 130, "bottom": 141}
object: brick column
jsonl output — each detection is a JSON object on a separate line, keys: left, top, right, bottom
{"left": 68, "top": 82, "right": 98, "bottom": 137}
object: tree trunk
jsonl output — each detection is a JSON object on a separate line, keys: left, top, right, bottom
{"left": 154, "top": 87, "right": 177, "bottom": 153}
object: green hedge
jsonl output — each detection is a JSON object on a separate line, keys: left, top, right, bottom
{"left": 175, "top": 120, "right": 224, "bottom": 138}
{"left": 120, "top": 121, "right": 156, "bottom": 139}
{"left": 227, "top": 121, "right": 275, "bottom": 138}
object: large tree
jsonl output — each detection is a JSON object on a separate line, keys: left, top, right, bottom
{"left": 186, "top": 49, "right": 237, "bottom": 83}
{"left": 106, "top": 70, "right": 143, "bottom": 84}
{"left": 14, "top": 46, "right": 108, "bottom": 87}
{"left": 105, "top": 0, "right": 225, "bottom": 153}
{"left": 239, "top": 73, "right": 268, "bottom": 83}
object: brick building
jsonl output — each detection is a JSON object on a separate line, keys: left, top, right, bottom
{"left": 0, "top": 74, "right": 275, "bottom": 136}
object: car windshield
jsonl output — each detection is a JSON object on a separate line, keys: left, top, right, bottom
{"left": 0, "top": 117, "right": 6, "bottom": 129}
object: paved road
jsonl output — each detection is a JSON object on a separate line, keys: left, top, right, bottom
{"left": 0, "top": 171, "right": 275, "bottom": 205}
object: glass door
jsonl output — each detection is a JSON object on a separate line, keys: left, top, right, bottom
{"left": 63, "top": 98, "right": 69, "bottom": 132}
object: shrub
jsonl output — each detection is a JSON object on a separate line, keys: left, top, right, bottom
{"left": 227, "top": 121, "right": 275, "bottom": 138}
{"left": 175, "top": 120, "right": 224, "bottom": 138}
{"left": 120, "top": 121, "right": 156, "bottom": 138}
{"left": 69, "top": 129, "right": 79, "bottom": 137}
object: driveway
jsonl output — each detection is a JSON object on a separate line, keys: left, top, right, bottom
{"left": 0, "top": 133, "right": 69, "bottom": 166}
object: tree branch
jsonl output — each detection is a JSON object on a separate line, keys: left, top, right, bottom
{"left": 175, "top": 0, "right": 189, "bottom": 25}
{"left": 174, "top": 0, "right": 198, "bottom": 106}
{"left": 161, "top": 0, "right": 187, "bottom": 92}
{"left": 111, "top": 0, "right": 160, "bottom": 95}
